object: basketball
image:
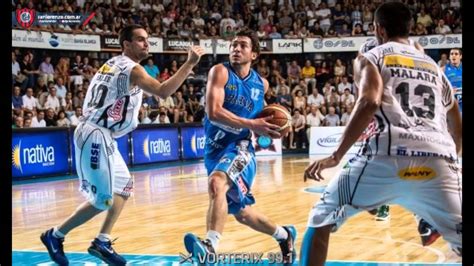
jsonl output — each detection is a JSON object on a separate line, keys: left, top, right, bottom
{"left": 258, "top": 104, "right": 292, "bottom": 137}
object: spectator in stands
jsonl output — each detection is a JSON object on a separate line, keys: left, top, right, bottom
{"left": 306, "top": 3, "right": 318, "bottom": 27}
{"left": 334, "top": 58, "right": 346, "bottom": 78}
{"left": 310, "top": 21, "right": 325, "bottom": 38}
{"left": 54, "top": 77, "right": 68, "bottom": 100}
{"left": 81, "top": 57, "right": 94, "bottom": 81}
{"left": 301, "top": 59, "right": 317, "bottom": 89}
{"left": 324, "top": 106, "right": 340, "bottom": 126}
{"left": 438, "top": 53, "right": 449, "bottom": 68}
{"left": 268, "top": 26, "right": 282, "bottom": 39}
{"left": 64, "top": 91, "right": 74, "bottom": 117}
{"left": 264, "top": 90, "right": 277, "bottom": 105}
{"left": 351, "top": 5, "right": 363, "bottom": 27}
{"left": 307, "top": 86, "right": 325, "bottom": 109}
{"left": 333, "top": 3, "right": 347, "bottom": 32}
{"left": 44, "top": 87, "right": 64, "bottom": 114}
{"left": 366, "top": 23, "right": 375, "bottom": 35}
{"left": 322, "top": 81, "right": 336, "bottom": 97}
{"left": 316, "top": 2, "right": 332, "bottom": 33}
{"left": 287, "top": 60, "right": 301, "bottom": 86}
{"left": 279, "top": 9, "right": 293, "bottom": 35}
{"left": 362, "top": 5, "right": 374, "bottom": 31}
{"left": 289, "top": 108, "right": 307, "bottom": 149}
{"left": 159, "top": 67, "right": 171, "bottom": 82}
{"left": 256, "top": 24, "right": 268, "bottom": 39}
{"left": 157, "top": 111, "right": 170, "bottom": 124}
{"left": 293, "top": 88, "right": 306, "bottom": 113}
{"left": 56, "top": 110, "right": 71, "bottom": 127}
{"left": 337, "top": 76, "right": 353, "bottom": 94}
{"left": 24, "top": 117, "right": 32, "bottom": 128}
{"left": 69, "top": 107, "right": 82, "bottom": 126}
{"left": 39, "top": 55, "right": 55, "bottom": 83}
{"left": 435, "top": 19, "right": 452, "bottom": 34}
{"left": 325, "top": 27, "right": 337, "bottom": 37}
{"left": 12, "top": 52, "right": 27, "bottom": 90}
{"left": 69, "top": 55, "right": 84, "bottom": 89}
{"left": 12, "top": 86, "right": 23, "bottom": 113}
{"left": 340, "top": 105, "right": 353, "bottom": 126}
{"left": 31, "top": 110, "right": 46, "bottom": 128}
{"left": 337, "top": 23, "right": 352, "bottom": 37}
{"left": 144, "top": 57, "right": 160, "bottom": 80}
{"left": 340, "top": 88, "right": 355, "bottom": 109}
{"left": 269, "top": 59, "right": 285, "bottom": 87}
{"left": 417, "top": 8, "right": 434, "bottom": 31}
{"left": 166, "top": 22, "right": 179, "bottom": 38}
{"left": 170, "top": 60, "right": 179, "bottom": 75}
{"left": 256, "top": 59, "right": 270, "bottom": 80}
{"left": 292, "top": 79, "right": 308, "bottom": 97}
{"left": 273, "top": 86, "right": 290, "bottom": 112}
{"left": 326, "top": 88, "right": 341, "bottom": 114}
{"left": 352, "top": 23, "right": 366, "bottom": 36}
{"left": 173, "top": 91, "right": 187, "bottom": 123}
{"left": 73, "top": 90, "right": 85, "bottom": 109}
{"left": 13, "top": 116, "right": 23, "bottom": 129}
{"left": 20, "top": 53, "right": 40, "bottom": 90}
{"left": 306, "top": 105, "right": 326, "bottom": 140}
{"left": 22, "top": 87, "right": 38, "bottom": 113}
{"left": 220, "top": 11, "right": 236, "bottom": 36}
{"left": 414, "top": 22, "right": 428, "bottom": 35}
{"left": 453, "top": 20, "right": 462, "bottom": 33}
{"left": 55, "top": 57, "right": 69, "bottom": 87}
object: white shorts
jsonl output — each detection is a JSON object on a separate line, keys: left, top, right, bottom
{"left": 74, "top": 122, "right": 133, "bottom": 210}
{"left": 307, "top": 155, "right": 462, "bottom": 252}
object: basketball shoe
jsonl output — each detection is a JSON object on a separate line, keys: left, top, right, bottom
{"left": 375, "top": 205, "right": 390, "bottom": 221}
{"left": 40, "top": 228, "right": 69, "bottom": 265}
{"left": 87, "top": 237, "right": 127, "bottom": 265}
{"left": 418, "top": 219, "right": 441, "bottom": 246}
{"left": 278, "top": 225, "right": 297, "bottom": 265}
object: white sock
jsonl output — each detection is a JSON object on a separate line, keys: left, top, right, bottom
{"left": 53, "top": 227, "right": 65, "bottom": 238}
{"left": 272, "top": 226, "right": 288, "bottom": 241}
{"left": 97, "top": 233, "right": 111, "bottom": 242}
{"left": 206, "top": 230, "right": 222, "bottom": 250}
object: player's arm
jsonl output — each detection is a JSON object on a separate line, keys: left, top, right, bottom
{"left": 206, "top": 64, "right": 280, "bottom": 137}
{"left": 131, "top": 46, "right": 205, "bottom": 99}
{"left": 333, "top": 55, "right": 383, "bottom": 161}
{"left": 447, "top": 101, "right": 462, "bottom": 155}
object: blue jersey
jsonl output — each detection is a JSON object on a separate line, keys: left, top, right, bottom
{"left": 445, "top": 62, "right": 462, "bottom": 89}
{"left": 204, "top": 62, "right": 265, "bottom": 160}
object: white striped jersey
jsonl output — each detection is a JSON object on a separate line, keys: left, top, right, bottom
{"left": 360, "top": 41, "right": 457, "bottom": 159}
{"left": 82, "top": 54, "right": 143, "bottom": 138}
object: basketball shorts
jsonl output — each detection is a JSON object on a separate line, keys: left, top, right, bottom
{"left": 307, "top": 154, "right": 462, "bottom": 252}
{"left": 205, "top": 141, "right": 256, "bottom": 215}
{"left": 74, "top": 122, "right": 133, "bottom": 210}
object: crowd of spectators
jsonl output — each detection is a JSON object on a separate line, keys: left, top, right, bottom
{"left": 13, "top": 0, "right": 462, "bottom": 39}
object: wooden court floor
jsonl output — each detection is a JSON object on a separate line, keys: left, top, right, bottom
{"left": 12, "top": 155, "right": 461, "bottom": 264}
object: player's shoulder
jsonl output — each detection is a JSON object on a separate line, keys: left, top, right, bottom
{"left": 210, "top": 63, "right": 229, "bottom": 74}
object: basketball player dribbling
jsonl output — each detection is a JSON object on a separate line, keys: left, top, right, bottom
{"left": 300, "top": 2, "right": 462, "bottom": 265}
{"left": 40, "top": 24, "right": 205, "bottom": 265}
{"left": 183, "top": 29, "right": 297, "bottom": 264}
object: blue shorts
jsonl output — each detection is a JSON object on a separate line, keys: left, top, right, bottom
{"left": 205, "top": 144, "right": 256, "bottom": 215}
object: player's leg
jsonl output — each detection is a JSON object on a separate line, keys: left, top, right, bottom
{"left": 300, "top": 155, "right": 397, "bottom": 266}
{"left": 397, "top": 157, "right": 462, "bottom": 256}
{"left": 40, "top": 124, "right": 113, "bottom": 265}
{"left": 415, "top": 214, "right": 441, "bottom": 246}
{"left": 87, "top": 142, "right": 132, "bottom": 266}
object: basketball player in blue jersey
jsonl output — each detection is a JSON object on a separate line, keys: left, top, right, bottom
{"left": 442, "top": 48, "right": 462, "bottom": 113}
{"left": 183, "top": 29, "right": 297, "bottom": 264}
{"left": 40, "top": 24, "right": 205, "bottom": 265}
{"left": 301, "top": 2, "right": 462, "bottom": 265}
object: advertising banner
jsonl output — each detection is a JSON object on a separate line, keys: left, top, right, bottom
{"left": 181, "top": 126, "right": 206, "bottom": 159}
{"left": 131, "top": 127, "right": 179, "bottom": 164}
{"left": 200, "top": 39, "right": 231, "bottom": 55}
{"left": 272, "top": 39, "right": 303, "bottom": 54}
{"left": 309, "top": 127, "right": 362, "bottom": 155}
{"left": 252, "top": 134, "right": 282, "bottom": 156}
{"left": 101, "top": 35, "right": 120, "bottom": 49}
{"left": 12, "top": 29, "right": 101, "bottom": 51}
{"left": 12, "top": 130, "right": 70, "bottom": 178}
{"left": 148, "top": 37, "right": 163, "bottom": 53}
{"left": 163, "top": 39, "right": 197, "bottom": 52}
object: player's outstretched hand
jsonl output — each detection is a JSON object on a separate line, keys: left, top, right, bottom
{"left": 304, "top": 155, "right": 340, "bottom": 182}
{"left": 186, "top": 46, "right": 206, "bottom": 66}
{"left": 250, "top": 115, "right": 281, "bottom": 138}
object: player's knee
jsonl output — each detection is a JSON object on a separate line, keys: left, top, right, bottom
{"left": 208, "top": 173, "right": 228, "bottom": 196}
{"left": 234, "top": 211, "right": 248, "bottom": 225}
{"left": 90, "top": 196, "right": 114, "bottom": 211}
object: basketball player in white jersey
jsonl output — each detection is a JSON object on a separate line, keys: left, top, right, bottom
{"left": 40, "top": 24, "right": 205, "bottom": 265}
{"left": 300, "top": 2, "right": 462, "bottom": 265}
{"left": 359, "top": 37, "right": 441, "bottom": 247}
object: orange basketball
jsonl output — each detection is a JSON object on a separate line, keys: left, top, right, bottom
{"left": 257, "top": 104, "right": 292, "bottom": 137}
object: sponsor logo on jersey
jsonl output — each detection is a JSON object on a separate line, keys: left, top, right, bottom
{"left": 236, "top": 176, "right": 248, "bottom": 195}
{"left": 90, "top": 143, "right": 100, "bottom": 169}
{"left": 12, "top": 140, "right": 56, "bottom": 173}
{"left": 107, "top": 97, "right": 126, "bottom": 121}
{"left": 398, "top": 167, "right": 436, "bottom": 180}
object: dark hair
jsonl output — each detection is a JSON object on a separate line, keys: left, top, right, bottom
{"left": 234, "top": 28, "right": 260, "bottom": 56}
{"left": 119, "top": 24, "right": 145, "bottom": 49}
{"left": 374, "top": 2, "right": 411, "bottom": 38}
{"left": 450, "top": 48, "right": 462, "bottom": 55}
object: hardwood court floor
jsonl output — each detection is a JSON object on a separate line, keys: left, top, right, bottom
{"left": 12, "top": 155, "right": 461, "bottom": 264}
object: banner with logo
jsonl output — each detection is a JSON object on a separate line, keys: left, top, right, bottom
{"left": 272, "top": 39, "right": 303, "bottom": 54}
{"left": 259, "top": 40, "right": 273, "bottom": 52}
{"left": 163, "top": 39, "right": 197, "bottom": 52}
{"left": 181, "top": 126, "right": 206, "bottom": 159}
{"left": 12, "top": 29, "right": 101, "bottom": 51}
{"left": 12, "top": 130, "right": 70, "bottom": 178}
{"left": 131, "top": 127, "right": 179, "bottom": 165}
{"left": 309, "top": 127, "right": 362, "bottom": 155}
{"left": 148, "top": 37, "right": 163, "bottom": 53}
{"left": 252, "top": 134, "right": 282, "bottom": 156}
{"left": 101, "top": 35, "right": 120, "bottom": 50}
{"left": 71, "top": 132, "right": 130, "bottom": 172}
{"left": 200, "top": 39, "right": 231, "bottom": 55}
{"left": 304, "top": 34, "right": 462, "bottom": 53}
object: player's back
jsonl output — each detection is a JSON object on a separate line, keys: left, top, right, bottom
{"left": 82, "top": 55, "right": 143, "bottom": 138}
{"left": 361, "top": 41, "right": 457, "bottom": 159}
{"left": 204, "top": 62, "right": 265, "bottom": 159}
